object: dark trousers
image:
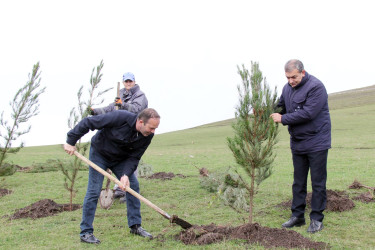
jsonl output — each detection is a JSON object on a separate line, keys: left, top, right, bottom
{"left": 80, "top": 146, "right": 141, "bottom": 236}
{"left": 291, "top": 149, "right": 328, "bottom": 222}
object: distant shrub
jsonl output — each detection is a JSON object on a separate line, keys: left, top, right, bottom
{"left": 199, "top": 172, "right": 224, "bottom": 193}
{"left": 27, "top": 159, "right": 86, "bottom": 173}
{"left": 138, "top": 160, "right": 154, "bottom": 177}
{"left": 0, "top": 163, "right": 17, "bottom": 176}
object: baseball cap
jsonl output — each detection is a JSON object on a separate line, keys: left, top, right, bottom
{"left": 123, "top": 72, "right": 135, "bottom": 81}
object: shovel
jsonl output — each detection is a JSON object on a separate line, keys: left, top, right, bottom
{"left": 99, "top": 170, "right": 114, "bottom": 209}
{"left": 74, "top": 151, "right": 192, "bottom": 229}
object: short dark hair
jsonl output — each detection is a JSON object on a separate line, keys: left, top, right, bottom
{"left": 137, "top": 108, "right": 160, "bottom": 124}
{"left": 285, "top": 59, "right": 304, "bottom": 73}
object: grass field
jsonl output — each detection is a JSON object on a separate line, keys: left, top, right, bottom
{"left": 1, "top": 85, "right": 374, "bottom": 249}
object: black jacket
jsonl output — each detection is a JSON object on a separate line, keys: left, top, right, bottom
{"left": 66, "top": 110, "right": 153, "bottom": 176}
{"left": 278, "top": 72, "right": 331, "bottom": 154}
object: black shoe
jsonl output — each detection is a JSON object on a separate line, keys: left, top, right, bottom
{"left": 282, "top": 216, "right": 306, "bottom": 228}
{"left": 130, "top": 225, "right": 153, "bottom": 239}
{"left": 114, "top": 188, "right": 126, "bottom": 199}
{"left": 80, "top": 233, "right": 101, "bottom": 244}
{"left": 307, "top": 219, "right": 324, "bottom": 233}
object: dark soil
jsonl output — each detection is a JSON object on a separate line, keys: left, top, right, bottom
{"left": 278, "top": 189, "right": 355, "bottom": 212}
{"left": 177, "top": 223, "right": 328, "bottom": 249}
{"left": 147, "top": 172, "right": 186, "bottom": 180}
{"left": 352, "top": 192, "right": 375, "bottom": 203}
{"left": 0, "top": 188, "right": 12, "bottom": 197}
{"left": 8, "top": 199, "right": 80, "bottom": 220}
{"left": 199, "top": 168, "right": 209, "bottom": 177}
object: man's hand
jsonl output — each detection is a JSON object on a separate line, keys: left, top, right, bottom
{"left": 270, "top": 113, "right": 282, "bottom": 123}
{"left": 64, "top": 143, "right": 77, "bottom": 155}
{"left": 120, "top": 175, "right": 130, "bottom": 191}
{"left": 115, "top": 97, "right": 122, "bottom": 107}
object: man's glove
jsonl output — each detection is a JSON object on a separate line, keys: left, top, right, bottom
{"left": 115, "top": 97, "right": 122, "bottom": 107}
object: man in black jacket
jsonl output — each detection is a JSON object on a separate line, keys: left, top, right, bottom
{"left": 64, "top": 108, "right": 160, "bottom": 244}
{"left": 271, "top": 59, "right": 331, "bottom": 233}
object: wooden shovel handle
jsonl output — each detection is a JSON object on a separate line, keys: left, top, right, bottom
{"left": 74, "top": 151, "right": 170, "bottom": 219}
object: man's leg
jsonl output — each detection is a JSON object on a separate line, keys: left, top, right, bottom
{"left": 125, "top": 173, "right": 142, "bottom": 227}
{"left": 80, "top": 147, "right": 107, "bottom": 236}
{"left": 308, "top": 150, "right": 328, "bottom": 222}
{"left": 291, "top": 153, "right": 309, "bottom": 218}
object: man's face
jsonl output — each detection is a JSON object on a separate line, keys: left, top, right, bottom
{"left": 137, "top": 118, "right": 160, "bottom": 137}
{"left": 123, "top": 80, "right": 136, "bottom": 91}
{"left": 285, "top": 69, "right": 305, "bottom": 88}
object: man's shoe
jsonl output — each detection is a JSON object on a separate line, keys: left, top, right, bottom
{"left": 130, "top": 225, "right": 153, "bottom": 239}
{"left": 307, "top": 219, "right": 324, "bottom": 233}
{"left": 80, "top": 233, "right": 101, "bottom": 244}
{"left": 282, "top": 216, "right": 306, "bottom": 228}
{"left": 113, "top": 188, "right": 126, "bottom": 199}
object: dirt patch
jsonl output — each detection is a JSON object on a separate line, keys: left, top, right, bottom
{"left": 199, "top": 168, "right": 209, "bottom": 177}
{"left": 0, "top": 188, "right": 12, "bottom": 197}
{"left": 352, "top": 192, "right": 375, "bottom": 203}
{"left": 177, "top": 223, "right": 328, "bottom": 249}
{"left": 8, "top": 199, "right": 80, "bottom": 220}
{"left": 277, "top": 189, "right": 355, "bottom": 212}
{"left": 147, "top": 172, "right": 186, "bottom": 180}
{"left": 15, "top": 165, "right": 31, "bottom": 172}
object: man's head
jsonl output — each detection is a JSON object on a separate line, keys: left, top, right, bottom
{"left": 136, "top": 108, "right": 160, "bottom": 137}
{"left": 284, "top": 59, "right": 305, "bottom": 88}
{"left": 123, "top": 72, "right": 136, "bottom": 91}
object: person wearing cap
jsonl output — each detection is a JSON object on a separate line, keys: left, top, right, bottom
{"left": 91, "top": 72, "right": 148, "bottom": 115}
{"left": 91, "top": 72, "right": 148, "bottom": 200}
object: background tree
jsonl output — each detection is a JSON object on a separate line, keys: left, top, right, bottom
{"left": 0, "top": 62, "right": 46, "bottom": 174}
{"left": 60, "top": 60, "right": 112, "bottom": 210}
{"left": 227, "top": 61, "right": 280, "bottom": 223}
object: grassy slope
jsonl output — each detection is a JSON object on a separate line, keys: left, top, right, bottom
{"left": 1, "top": 85, "right": 375, "bottom": 249}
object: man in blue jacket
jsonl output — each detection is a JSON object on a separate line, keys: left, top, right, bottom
{"left": 271, "top": 59, "right": 331, "bottom": 233}
{"left": 64, "top": 108, "right": 160, "bottom": 244}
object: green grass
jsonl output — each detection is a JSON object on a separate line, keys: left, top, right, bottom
{"left": 1, "top": 86, "right": 375, "bottom": 249}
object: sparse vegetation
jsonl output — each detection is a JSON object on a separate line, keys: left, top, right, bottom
{"left": 227, "top": 62, "right": 279, "bottom": 223}
{"left": 0, "top": 62, "right": 46, "bottom": 175}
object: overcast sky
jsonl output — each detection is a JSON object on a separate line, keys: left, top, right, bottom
{"left": 1, "top": 0, "right": 374, "bottom": 147}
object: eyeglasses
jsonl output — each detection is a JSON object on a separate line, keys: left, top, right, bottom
{"left": 124, "top": 80, "right": 134, "bottom": 83}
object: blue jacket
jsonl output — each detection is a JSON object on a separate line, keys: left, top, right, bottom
{"left": 277, "top": 72, "right": 331, "bottom": 154}
{"left": 66, "top": 110, "right": 153, "bottom": 176}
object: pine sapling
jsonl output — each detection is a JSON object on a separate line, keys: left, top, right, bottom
{"left": 227, "top": 61, "right": 280, "bottom": 223}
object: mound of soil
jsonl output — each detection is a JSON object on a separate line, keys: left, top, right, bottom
{"left": 9, "top": 199, "right": 80, "bottom": 220}
{"left": 0, "top": 188, "right": 12, "bottom": 197}
{"left": 199, "top": 168, "right": 209, "bottom": 177}
{"left": 353, "top": 192, "right": 375, "bottom": 203}
{"left": 147, "top": 172, "right": 186, "bottom": 180}
{"left": 177, "top": 223, "right": 328, "bottom": 249}
{"left": 278, "top": 189, "right": 355, "bottom": 212}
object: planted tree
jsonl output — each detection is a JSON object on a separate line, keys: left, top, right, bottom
{"left": 227, "top": 62, "right": 279, "bottom": 223}
{"left": 0, "top": 62, "right": 46, "bottom": 175}
{"left": 59, "top": 60, "right": 112, "bottom": 210}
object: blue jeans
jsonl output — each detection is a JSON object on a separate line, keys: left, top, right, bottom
{"left": 80, "top": 146, "right": 141, "bottom": 236}
{"left": 291, "top": 149, "right": 328, "bottom": 222}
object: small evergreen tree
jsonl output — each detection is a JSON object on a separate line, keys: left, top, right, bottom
{"left": 227, "top": 62, "right": 279, "bottom": 223}
{"left": 60, "top": 60, "right": 112, "bottom": 209}
{"left": 0, "top": 62, "right": 46, "bottom": 172}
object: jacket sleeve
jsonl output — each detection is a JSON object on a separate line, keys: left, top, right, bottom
{"left": 281, "top": 83, "right": 328, "bottom": 125}
{"left": 66, "top": 112, "right": 123, "bottom": 146}
{"left": 92, "top": 103, "right": 116, "bottom": 115}
{"left": 121, "top": 92, "right": 148, "bottom": 114}
{"left": 277, "top": 92, "right": 287, "bottom": 115}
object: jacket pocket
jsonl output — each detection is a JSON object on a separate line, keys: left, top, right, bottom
{"left": 292, "top": 95, "right": 306, "bottom": 112}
